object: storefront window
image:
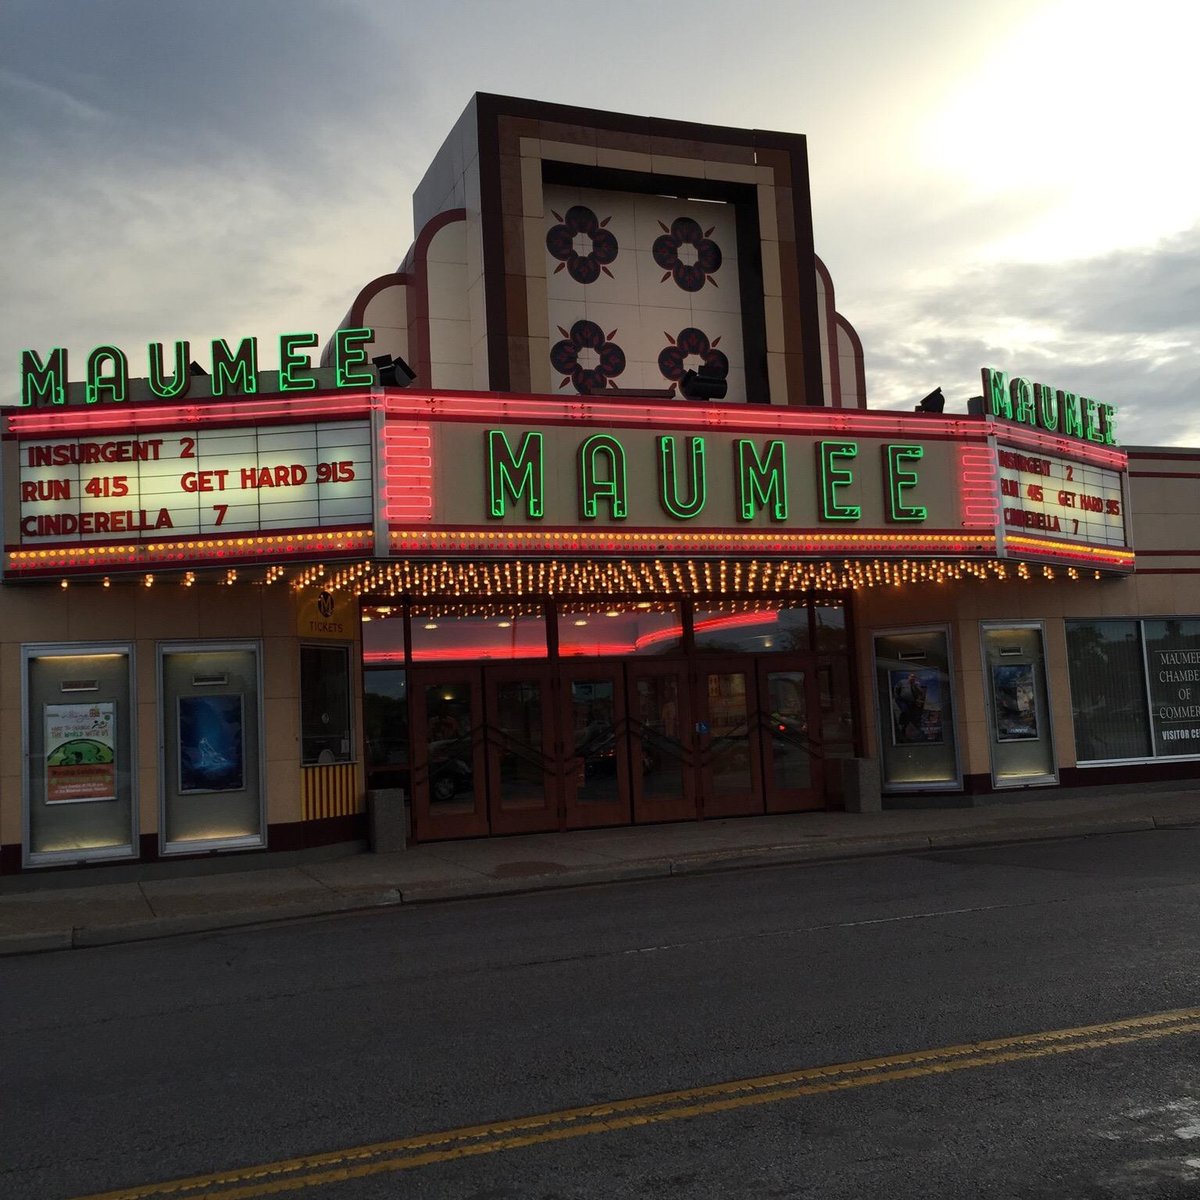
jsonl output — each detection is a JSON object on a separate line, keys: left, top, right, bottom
{"left": 361, "top": 608, "right": 405, "bottom": 666}
{"left": 557, "top": 604, "right": 682, "bottom": 657}
{"left": 981, "top": 624, "right": 1056, "bottom": 786}
{"left": 410, "top": 608, "right": 548, "bottom": 661}
{"left": 1066, "top": 620, "right": 1152, "bottom": 762}
{"left": 1143, "top": 619, "right": 1200, "bottom": 757}
{"left": 872, "top": 628, "right": 959, "bottom": 789}
{"left": 814, "top": 601, "right": 848, "bottom": 653}
{"left": 693, "top": 603, "right": 810, "bottom": 654}
{"left": 159, "top": 642, "right": 264, "bottom": 853}
{"left": 300, "top": 645, "right": 353, "bottom": 765}
{"left": 24, "top": 645, "right": 137, "bottom": 866}
{"left": 365, "top": 668, "right": 409, "bottom": 790}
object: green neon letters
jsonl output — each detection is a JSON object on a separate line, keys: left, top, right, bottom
{"left": 658, "top": 436, "right": 707, "bottom": 520}
{"left": 19, "top": 328, "right": 378, "bottom": 405}
{"left": 1035, "top": 382, "right": 1059, "bottom": 431}
{"left": 210, "top": 337, "right": 259, "bottom": 397}
{"left": 578, "top": 435, "right": 628, "bottom": 519}
{"left": 20, "top": 348, "right": 67, "bottom": 406}
{"left": 148, "top": 341, "right": 190, "bottom": 400}
{"left": 819, "top": 441, "right": 860, "bottom": 521}
{"left": 84, "top": 346, "right": 129, "bottom": 406}
{"left": 981, "top": 368, "right": 1116, "bottom": 445}
{"left": 279, "top": 333, "right": 319, "bottom": 392}
{"left": 333, "top": 328, "right": 374, "bottom": 388}
{"left": 884, "top": 444, "right": 927, "bottom": 522}
{"left": 487, "top": 430, "right": 544, "bottom": 518}
{"left": 736, "top": 440, "right": 788, "bottom": 521}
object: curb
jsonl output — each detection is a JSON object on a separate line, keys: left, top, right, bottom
{"left": 1, "top": 815, "right": 1196, "bottom": 956}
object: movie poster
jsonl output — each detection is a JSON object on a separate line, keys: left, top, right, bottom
{"left": 45, "top": 702, "right": 116, "bottom": 803}
{"left": 992, "top": 662, "right": 1039, "bottom": 741}
{"left": 888, "top": 669, "right": 945, "bottom": 745}
{"left": 178, "top": 693, "right": 245, "bottom": 793}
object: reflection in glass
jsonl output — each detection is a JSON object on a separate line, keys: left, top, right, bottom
{"left": 694, "top": 605, "right": 811, "bottom": 654}
{"left": 815, "top": 602, "right": 847, "bottom": 653}
{"left": 558, "top": 605, "right": 682, "bottom": 657}
{"left": 634, "top": 675, "right": 685, "bottom": 799}
{"left": 365, "top": 668, "right": 408, "bottom": 789}
{"left": 706, "top": 671, "right": 752, "bottom": 794}
{"left": 410, "top": 611, "right": 547, "bottom": 661}
{"left": 766, "top": 670, "right": 811, "bottom": 791}
{"left": 494, "top": 679, "right": 546, "bottom": 811}
{"left": 424, "top": 682, "right": 475, "bottom": 809}
{"left": 569, "top": 679, "right": 620, "bottom": 803}
{"left": 300, "top": 645, "right": 352, "bottom": 764}
{"left": 1142, "top": 619, "right": 1200, "bottom": 758}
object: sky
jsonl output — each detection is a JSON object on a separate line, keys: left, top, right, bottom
{"left": 2, "top": 0, "right": 1197, "bottom": 445}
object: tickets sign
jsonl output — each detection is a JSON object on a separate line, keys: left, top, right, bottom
{"left": 15, "top": 421, "right": 374, "bottom": 544}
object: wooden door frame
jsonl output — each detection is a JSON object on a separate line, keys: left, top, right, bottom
{"left": 692, "top": 655, "right": 764, "bottom": 819}
{"left": 409, "top": 665, "right": 489, "bottom": 842}
{"left": 558, "top": 661, "right": 632, "bottom": 830}
{"left": 484, "top": 662, "right": 561, "bottom": 836}
{"left": 625, "top": 659, "right": 697, "bottom": 823}
{"left": 756, "top": 655, "right": 825, "bottom": 813}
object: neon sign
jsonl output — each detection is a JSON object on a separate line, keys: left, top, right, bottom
{"left": 982, "top": 367, "right": 1117, "bottom": 446}
{"left": 20, "top": 329, "right": 376, "bottom": 407}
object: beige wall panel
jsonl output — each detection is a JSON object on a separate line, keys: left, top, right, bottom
{"left": 7, "top": 589, "right": 69, "bottom": 643}
{"left": 136, "top": 588, "right": 201, "bottom": 641}
{"left": 266, "top": 760, "right": 301, "bottom": 825}
{"left": 263, "top": 696, "right": 299, "bottom": 769}
{"left": 196, "top": 587, "right": 265, "bottom": 638}
{"left": 264, "top": 635, "right": 299, "bottom": 702}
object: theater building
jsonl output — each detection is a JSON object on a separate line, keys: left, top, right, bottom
{"left": 3, "top": 95, "right": 1197, "bottom": 874}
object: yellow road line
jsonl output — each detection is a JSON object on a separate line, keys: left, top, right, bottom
{"left": 71, "top": 1004, "right": 1200, "bottom": 1200}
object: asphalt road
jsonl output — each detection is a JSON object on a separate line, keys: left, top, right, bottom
{"left": 4, "top": 828, "right": 1200, "bottom": 1199}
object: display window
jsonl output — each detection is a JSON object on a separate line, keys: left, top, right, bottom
{"left": 693, "top": 603, "right": 811, "bottom": 655}
{"left": 300, "top": 644, "right": 354, "bottom": 765}
{"left": 980, "top": 623, "right": 1056, "bottom": 787}
{"left": 1067, "top": 617, "right": 1200, "bottom": 763}
{"left": 408, "top": 606, "right": 548, "bottom": 662}
{"left": 23, "top": 644, "right": 137, "bottom": 866}
{"left": 558, "top": 603, "right": 682, "bottom": 657}
{"left": 364, "top": 668, "right": 408, "bottom": 791}
{"left": 158, "top": 642, "right": 265, "bottom": 853}
{"left": 871, "top": 627, "right": 960, "bottom": 791}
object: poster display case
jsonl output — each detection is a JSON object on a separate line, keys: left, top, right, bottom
{"left": 872, "top": 627, "right": 960, "bottom": 791}
{"left": 158, "top": 642, "right": 264, "bottom": 853}
{"left": 23, "top": 644, "right": 137, "bottom": 866}
{"left": 981, "top": 623, "right": 1056, "bottom": 786}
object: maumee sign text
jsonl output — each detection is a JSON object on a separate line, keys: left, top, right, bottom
{"left": 19, "top": 329, "right": 377, "bottom": 406}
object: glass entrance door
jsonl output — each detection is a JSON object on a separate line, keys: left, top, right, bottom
{"left": 757, "top": 659, "right": 824, "bottom": 811}
{"left": 695, "top": 660, "right": 763, "bottom": 818}
{"left": 627, "top": 662, "right": 696, "bottom": 823}
{"left": 560, "top": 665, "right": 631, "bottom": 829}
{"left": 410, "top": 667, "right": 488, "bottom": 840}
{"left": 485, "top": 665, "right": 559, "bottom": 835}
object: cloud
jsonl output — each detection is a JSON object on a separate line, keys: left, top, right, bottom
{"left": 858, "top": 225, "right": 1200, "bottom": 445}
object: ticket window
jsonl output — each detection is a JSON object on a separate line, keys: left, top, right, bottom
{"left": 159, "top": 642, "right": 265, "bottom": 853}
{"left": 981, "top": 623, "right": 1057, "bottom": 787}
{"left": 872, "top": 628, "right": 961, "bottom": 791}
{"left": 24, "top": 645, "right": 138, "bottom": 867}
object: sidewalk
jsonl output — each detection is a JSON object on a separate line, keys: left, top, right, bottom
{"left": 2, "top": 784, "right": 1198, "bottom": 957}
